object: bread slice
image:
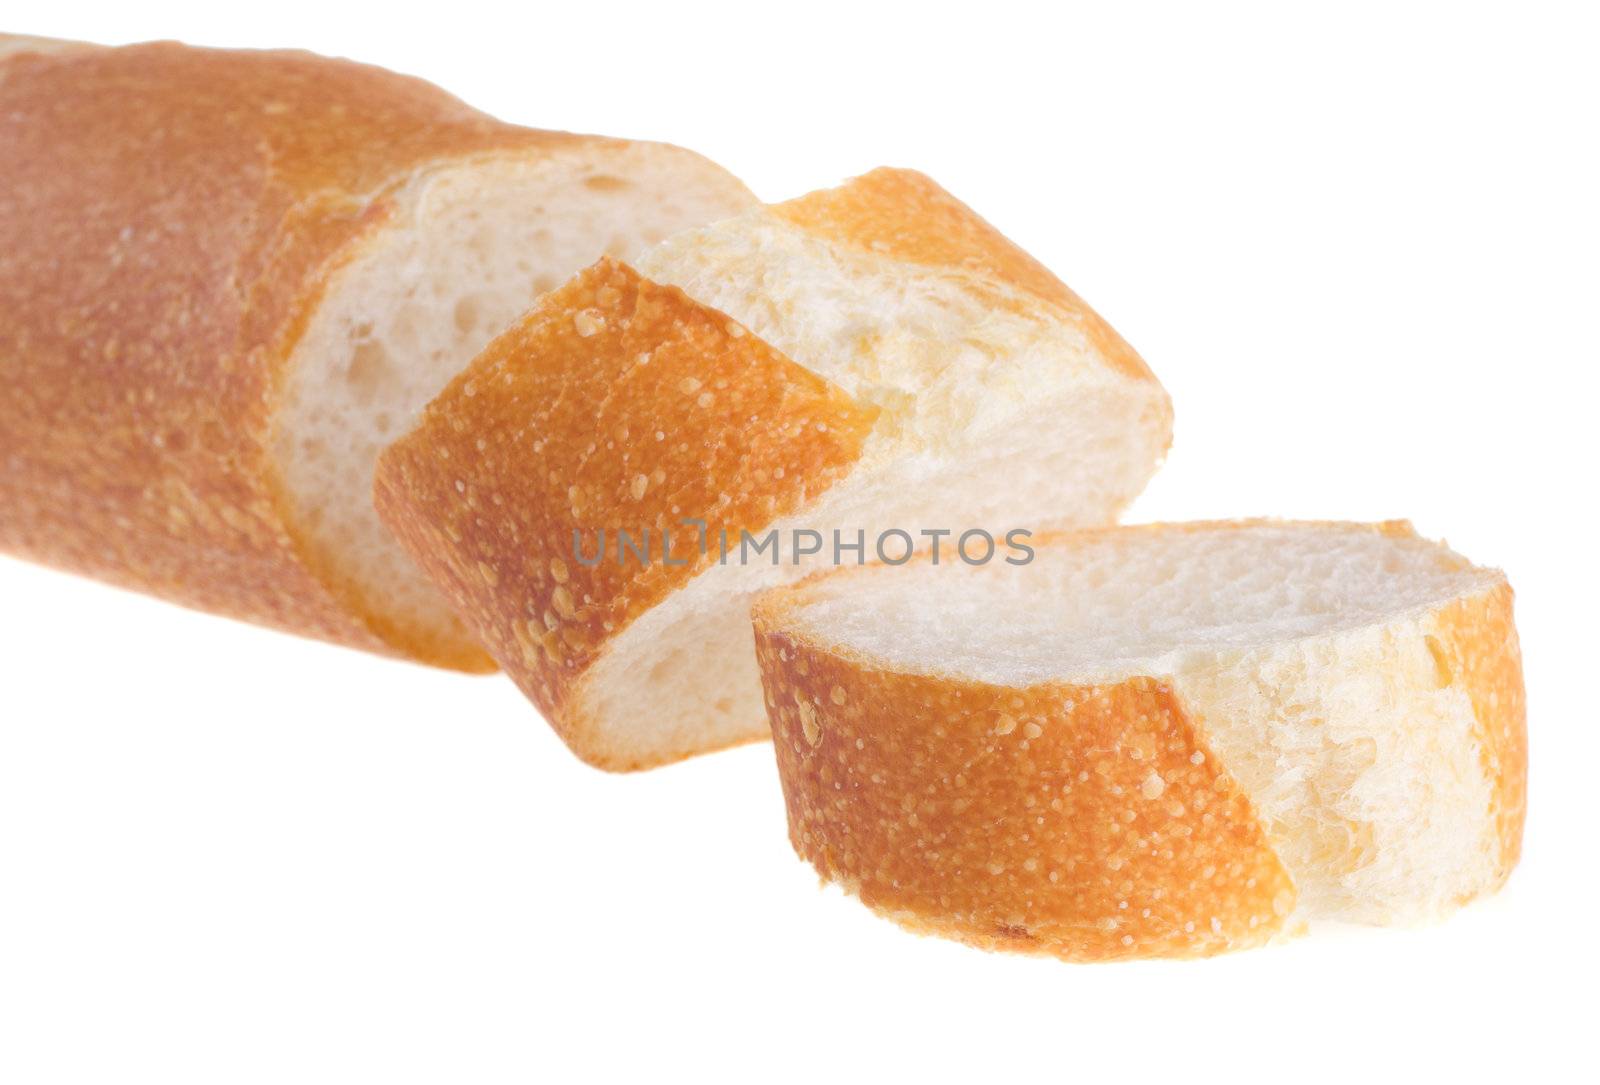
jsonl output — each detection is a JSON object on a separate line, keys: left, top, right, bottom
{"left": 751, "top": 521, "right": 1526, "bottom": 961}
{"left": 374, "top": 169, "right": 1173, "bottom": 768}
{"left": 0, "top": 37, "right": 754, "bottom": 668}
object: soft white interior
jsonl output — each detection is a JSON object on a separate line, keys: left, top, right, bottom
{"left": 576, "top": 213, "right": 1170, "bottom": 762}
{"left": 783, "top": 524, "right": 1488, "bottom": 682}
{"left": 275, "top": 146, "right": 752, "bottom": 654}
{"left": 779, "top": 523, "right": 1504, "bottom": 925}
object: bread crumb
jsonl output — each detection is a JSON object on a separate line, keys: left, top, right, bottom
{"left": 573, "top": 310, "right": 604, "bottom": 337}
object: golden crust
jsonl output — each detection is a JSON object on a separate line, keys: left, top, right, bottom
{"left": 751, "top": 609, "right": 1296, "bottom": 961}
{"left": 0, "top": 40, "right": 737, "bottom": 668}
{"left": 374, "top": 259, "right": 877, "bottom": 768}
{"left": 774, "top": 167, "right": 1156, "bottom": 384}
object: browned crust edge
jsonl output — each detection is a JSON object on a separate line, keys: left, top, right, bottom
{"left": 751, "top": 610, "right": 1296, "bottom": 962}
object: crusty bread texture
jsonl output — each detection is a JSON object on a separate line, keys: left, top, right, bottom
{"left": 375, "top": 169, "right": 1173, "bottom": 768}
{"left": 0, "top": 37, "right": 754, "bottom": 667}
{"left": 752, "top": 521, "right": 1526, "bottom": 960}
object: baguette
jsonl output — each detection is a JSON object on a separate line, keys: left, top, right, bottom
{"left": 0, "top": 37, "right": 754, "bottom": 667}
{"left": 375, "top": 169, "right": 1172, "bottom": 767}
{"left": 751, "top": 520, "right": 1526, "bottom": 960}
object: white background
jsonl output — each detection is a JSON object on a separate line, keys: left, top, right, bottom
{"left": 3, "top": 2, "right": 1596, "bottom": 1081}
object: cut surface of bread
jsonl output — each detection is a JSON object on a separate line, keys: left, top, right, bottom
{"left": 0, "top": 38, "right": 754, "bottom": 668}
{"left": 375, "top": 169, "right": 1172, "bottom": 767}
{"left": 752, "top": 521, "right": 1526, "bottom": 960}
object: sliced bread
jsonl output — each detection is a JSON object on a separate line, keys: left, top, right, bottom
{"left": 374, "top": 169, "right": 1173, "bottom": 767}
{"left": 751, "top": 520, "right": 1526, "bottom": 960}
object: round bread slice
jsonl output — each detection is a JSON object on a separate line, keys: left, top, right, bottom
{"left": 0, "top": 37, "right": 755, "bottom": 668}
{"left": 374, "top": 169, "right": 1173, "bottom": 768}
{"left": 751, "top": 521, "right": 1526, "bottom": 961}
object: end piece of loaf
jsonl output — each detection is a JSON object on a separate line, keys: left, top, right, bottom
{"left": 752, "top": 521, "right": 1526, "bottom": 960}
{"left": 0, "top": 37, "right": 755, "bottom": 667}
{"left": 375, "top": 169, "right": 1172, "bottom": 768}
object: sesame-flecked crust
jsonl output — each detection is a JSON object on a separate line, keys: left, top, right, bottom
{"left": 773, "top": 167, "right": 1155, "bottom": 384}
{"left": 374, "top": 259, "right": 877, "bottom": 768}
{"left": 752, "top": 616, "right": 1296, "bottom": 961}
{"left": 1428, "top": 581, "right": 1528, "bottom": 883}
{"left": 0, "top": 38, "right": 724, "bottom": 668}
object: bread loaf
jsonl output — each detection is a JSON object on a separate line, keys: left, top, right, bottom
{"left": 375, "top": 169, "right": 1172, "bottom": 767}
{"left": 0, "top": 37, "right": 755, "bottom": 667}
{"left": 752, "top": 521, "right": 1526, "bottom": 960}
